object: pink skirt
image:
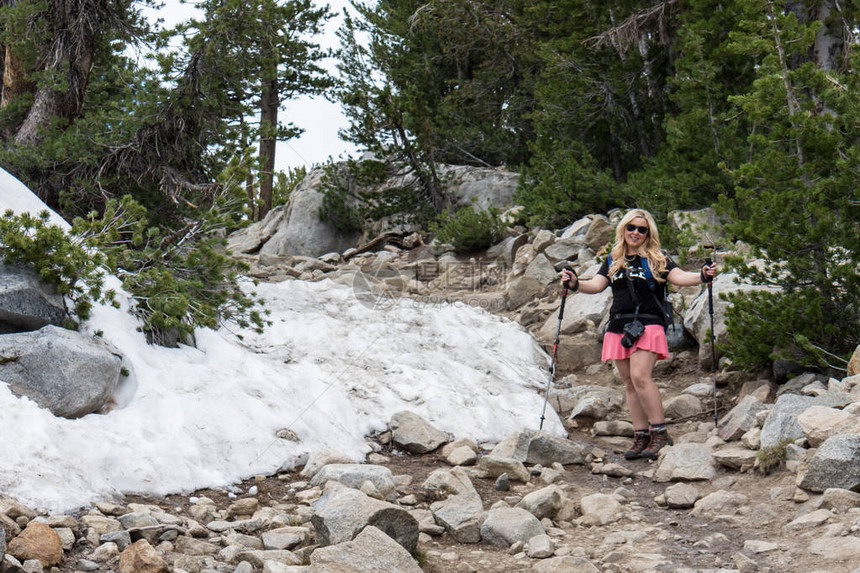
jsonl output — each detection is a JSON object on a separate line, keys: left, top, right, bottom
{"left": 602, "top": 324, "right": 670, "bottom": 361}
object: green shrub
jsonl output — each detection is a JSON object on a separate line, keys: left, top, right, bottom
{"left": 756, "top": 438, "right": 793, "bottom": 475}
{"left": 73, "top": 195, "right": 269, "bottom": 346}
{"left": 0, "top": 210, "right": 109, "bottom": 322}
{"left": 515, "top": 142, "right": 619, "bottom": 228}
{"left": 432, "top": 205, "right": 505, "bottom": 252}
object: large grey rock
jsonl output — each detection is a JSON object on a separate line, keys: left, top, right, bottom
{"left": 259, "top": 169, "right": 362, "bottom": 258}
{"left": 390, "top": 411, "right": 448, "bottom": 454}
{"left": 478, "top": 456, "right": 530, "bottom": 483}
{"left": 583, "top": 216, "right": 613, "bottom": 252}
{"left": 796, "top": 434, "right": 860, "bottom": 493}
{"left": 690, "top": 490, "right": 749, "bottom": 517}
{"left": 309, "top": 464, "right": 396, "bottom": 499}
{"left": 568, "top": 387, "right": 624, "bottom": 420}
{"left": 506, "top": 275, "right": 550, "bottom": 311}
{"left": 543, "top": 238, "right": 584, "bottom": 265}
{"left": 579, "top": 493, "right": 622, "bottom": 525}
{"left": 797, "top": 405, "right": 860, "bottom": 447}
{"left": 653, "top": 443, "right": 717, "bottom": 482}
{"left": 442, "top": 164, "right": 519, "bottom": 211}
{"left": 515, "top": 486, "right": 564, "bottom": 520}
{"left": 308, "top": 525, "right": 422, "bottom": 573}
{"left": 523, "top": 254, "right": 559, "bottom": 286}
{"left": 486, "top": 234, "right": 528, "bottom": 266}
{"left": 230, "top": 549, "right": 301, "bottom": 568}
{"left": 299, "top": 449, "right": 355, "bottom": 480}
{"left": 501, "top": 429, "right": 589, "bottom": 466}
{"left": 239, "top": 162, "right": 520, "bottom": 258}
{"left": 712, "top": 446, "right": 758, "bottom": 471}
{"left": 809, "top": 536, "right": 860, "bottom": 563}
{"left": 531, "top": 556, "right": 600, "bottom": 573}
{"left": 664, "top": 483, "right": 700, "bottom": 509}
{"left": 820, "top": 488, "right": 860, "bottom": 512}
{"left": 423, "top": 468, "right": 485, "bottom": 544}
{"left": 546, "top": 385, "right": 620, "bottom": 417}
{"left": 429, "top": 493, "right": 484, "bottom": 544}
{"left": 848, "top": 347, "right": 860, "bottom": 377}
{"left": 759, "top": 394, "right": 816, "bottom": 449}
{"left": 553, "top": 333, "right": 603, "bottom": 374}
{"left": 422, "top": 467, "right": 477, "bottom": 499}
{"left": 718, "top": 395, "right": 768, "bottom": 442}
{"left": 0, "top": 265, "right": 66, "bottom": 331}
{"left": 0, "top": 527, "right": 5, "bottom": 564}
{"left": 480, "top": 507, "right": 545, "bottom": 548}
{"left": 0, "top": 325, "right": 122, "bottom": 418}
{"left": 226, "top": 207, "right": 289, "bottom": 254}
{"left": 663, "top": 394, "right": 702, "bottom": 420}
{"left": 776, "top": 372, "right": 825, "bottom": 397}
{"left": 536, "top": 281, "right": 612, "bottom": 340}
{"left": 311, "top": 485, "right": 419, "bottom": 553}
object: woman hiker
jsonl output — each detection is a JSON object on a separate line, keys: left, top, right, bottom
{"left": 560, "top": 209, "right": 717, "bottom": 460}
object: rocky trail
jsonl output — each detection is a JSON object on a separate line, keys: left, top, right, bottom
{"left": 7, "top": 357, "right": 852, "bottom": 573}
{"left": 2, "top": 211, "right": 859, "bottom": 573}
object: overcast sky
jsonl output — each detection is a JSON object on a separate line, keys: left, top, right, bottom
{"left": 143, "top": 0, "right": 359, "bottom": 173}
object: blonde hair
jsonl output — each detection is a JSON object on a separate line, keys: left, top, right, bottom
{"left": 607, "top": 209, "right": 667, "bottom": 282}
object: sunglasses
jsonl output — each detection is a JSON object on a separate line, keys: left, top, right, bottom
{"left": 626, "top": 224, "right": 649, "bottom": 234}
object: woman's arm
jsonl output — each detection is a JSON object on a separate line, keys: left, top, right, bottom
{"left": 667, "top": 262, "right": 717, "bottom": 287}
{"left": 560, "top": 268, "right": 610, "bottom": 293}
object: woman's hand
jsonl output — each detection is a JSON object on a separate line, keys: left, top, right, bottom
{"left": 701, "top": 262, "right": 717, "bottom": 283}
{"left": 560, "top": 267, "right": 578, "bottom": 290}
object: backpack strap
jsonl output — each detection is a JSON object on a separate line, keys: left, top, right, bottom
{"left": 611, "top": 253, "right": 672, "bottom": 327}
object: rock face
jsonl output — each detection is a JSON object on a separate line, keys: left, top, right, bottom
{"left": 390, "top": 411, "right": 448, "bottom": 454}
{"left": 0, "top": 325, "right": 123, "bottom": 418}
{"left": 424, "top": 467, "right": 485, "bottom": 543}
{"left": 718, "top": 395, "right": 768, "bottom": 441}
{"left": 6, "top": 521, "right": 62, "bottom": 567}
{"left": 0, "top": 265, "right": 66, "bottom": 332}
{"left": 118, "top": 539, "right": 169, "bottom": 573}
{"left": 796, "top": 434, "right": 860, "bottom": 492}
{"left": 507, "top": 429, "right": 589, "bottom": 466}
{"left": 311, "top": 485, "right": 419, "bottom": 553}
{"left": 480, "top": 507, "right": 545, "bottom": 548}
{"left": 309, "top": 464, "right": 397, "bottom": 499}
{"left": 308, "top": 525, "right": 423, "bottom": 573}
{"left": 653, "top": 443, "right": 716, "bottom": 482}
{"left": 759, "top": 394, "right": 816, "bottom": 449}
{"left": 228, "top": 169, "right": 362, "bottom": 259}
{"left": 228, "top": 163, "right": 519, "bottom": 259}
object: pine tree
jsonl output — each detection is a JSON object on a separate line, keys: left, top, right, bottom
{"left": 718, "top": 0, "right": 860, "bottom": 371}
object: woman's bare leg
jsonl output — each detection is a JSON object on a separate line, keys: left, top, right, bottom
{"left": 614, "top": 358, "right": 649, "bottom": 429}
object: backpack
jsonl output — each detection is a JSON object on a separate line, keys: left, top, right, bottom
{"left": 607, "top": 254, "right": 675, "bottom": 329}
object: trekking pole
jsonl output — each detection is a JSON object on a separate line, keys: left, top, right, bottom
{"left": 539, "top": 268, "right": 573, "bottom": 430}
{"left": 705, "top": 256, "right": 718, "bottom": 429}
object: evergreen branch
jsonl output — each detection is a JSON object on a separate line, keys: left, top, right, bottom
{"left": 585, "top": 0, "right": 680, "bottom": 54}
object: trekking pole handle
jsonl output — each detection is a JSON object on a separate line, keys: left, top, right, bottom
{"left": 562, "top": 266, "right": 577, "bottom": 290}
{"left": 704, "top": 258, "right": 714, "bottom": 284}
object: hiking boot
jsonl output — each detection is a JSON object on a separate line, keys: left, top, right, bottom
{"left": 641, "top": 429, "right": 673, "bottom": 460}
{"left": 624, "top": 431, "right": 651, "bottom": 460}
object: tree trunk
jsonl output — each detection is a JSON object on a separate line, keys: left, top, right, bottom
{"left": 813, "top": 0, "right": 844, "bottom": 71}
{"left": 14, "top": 0, "right": 100, "bottom": 146}
{"left": 2, "top": 45, "right": 33, "bottom": 108}
{"left": 257, "top": 77, "right": 279, "bottom": 220}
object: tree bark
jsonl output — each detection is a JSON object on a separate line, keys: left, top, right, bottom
{"left": 813, "top": 0, "right": 845, "bottom": 71}
{"left": 257, "top": 77, "right": 279, "bottom": 219}
{"left": 14, "top": 0, "right": 101, "bottom": 146}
